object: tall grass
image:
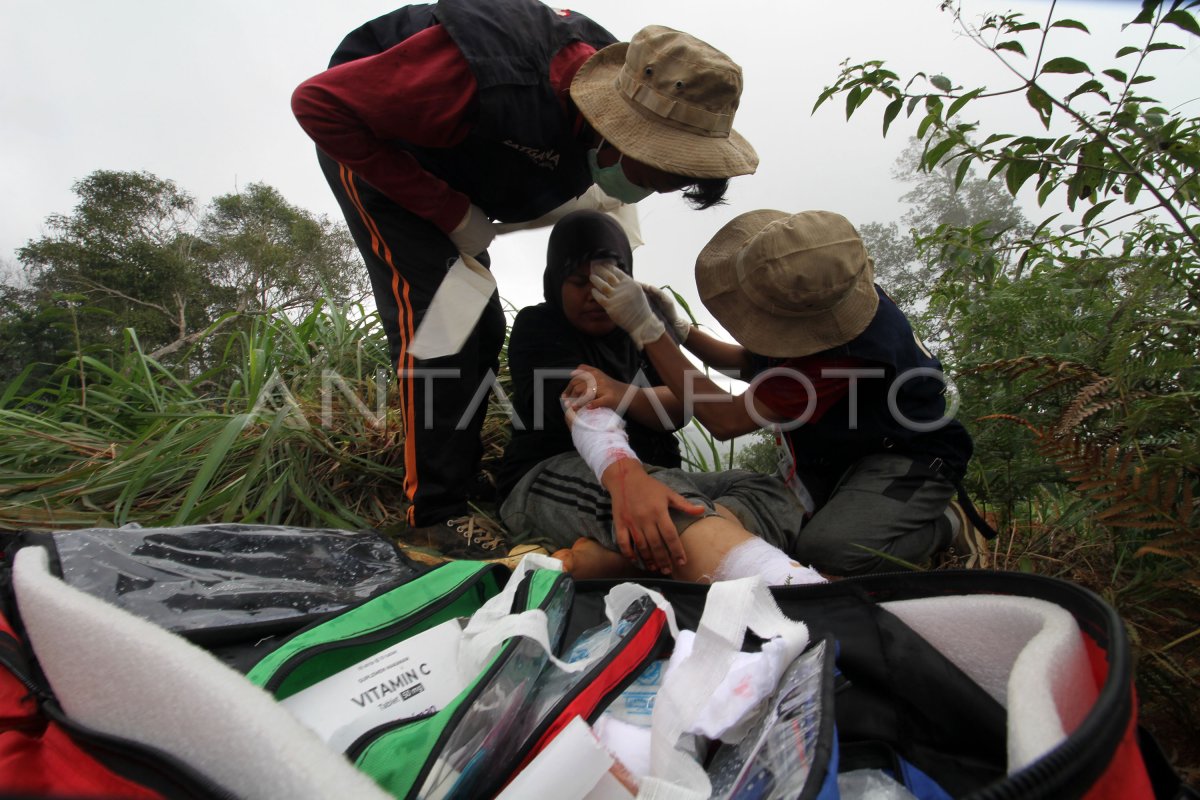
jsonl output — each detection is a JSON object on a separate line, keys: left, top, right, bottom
{"left": 0, "top": 296, "right": 714, "bottom": 532}
{"left": 0, "top": 303, "right": 408, "bottom": 531}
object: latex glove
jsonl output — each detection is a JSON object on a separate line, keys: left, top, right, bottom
{"left": 447, "top": 203, "right": 497, "bottom": 257}
{"left": 641, "top": 283, "right": 692, "bottom": 343}
{"left": 590, "top": 263, "right": 665, "bottom": 349}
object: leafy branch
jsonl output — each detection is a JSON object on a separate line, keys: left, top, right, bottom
{"left": 814, "top": 0, "right": 1200, "bottom": 254}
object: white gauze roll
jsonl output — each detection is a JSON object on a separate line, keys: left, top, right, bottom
{"left": 571, "top": 406, "right": 640, "bottom": 481}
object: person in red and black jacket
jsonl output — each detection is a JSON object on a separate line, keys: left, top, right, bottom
{"left": 590, "top": 210, "right": 992, "bottom": 576}
{"left": 292, "top": 0, "right": 759, "bottom": 555}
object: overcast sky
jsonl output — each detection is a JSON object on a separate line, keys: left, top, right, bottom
{"left": 2, "top": 0, "right": 1196, "bottom": 333}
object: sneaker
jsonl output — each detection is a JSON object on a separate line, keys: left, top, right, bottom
{"left": 941, "top": 500, "right": 991, "bottom": 569}
{"left": 404, "top": 514, "right": 510, "bottom": 560}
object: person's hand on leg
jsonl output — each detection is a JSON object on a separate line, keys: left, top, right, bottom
{"left": 601, "top": 459, "right": 702, "bottom": 574}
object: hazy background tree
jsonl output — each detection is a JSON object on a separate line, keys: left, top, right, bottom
{"left": 860, "top": 138, "right": 1031, "bottom": 343}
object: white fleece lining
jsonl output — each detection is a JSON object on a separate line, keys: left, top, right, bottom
{"left": 883, "top": 594, "right": 1098, "bottom": 773}
{"left": 12, "top": 546, "right": 391, "bottom": 800}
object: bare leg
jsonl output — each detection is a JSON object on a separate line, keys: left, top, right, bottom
{"left": 670, "top": 516, "right": 757, "bottom": 583}
{"left": 675, "top": 515, "right": 825, "bottom": 586}
{"left": 559, "top": 518, "right": 754, "bottom": 582}
{"left": 555, "top": 537, "right": 651, "bottom": 580}
{"left": 557, "top": 517, "right": 820, "bottom": 586}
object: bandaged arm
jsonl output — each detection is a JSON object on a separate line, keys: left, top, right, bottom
{"left": 570, "top": 406, "right": 640, "bottom": 481}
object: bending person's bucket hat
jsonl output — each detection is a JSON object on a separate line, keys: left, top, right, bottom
{"left": 695, "top": 210, "right": 880, "bottom": 358}
{"left": 570, "top": 25, "right": 758, "bottom": 179}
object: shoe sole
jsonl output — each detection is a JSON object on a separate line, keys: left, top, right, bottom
{"left": 941, "top": 502, "right": 991, "bottom": 569}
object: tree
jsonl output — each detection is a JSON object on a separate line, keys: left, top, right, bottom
{"left": 16, "top": 171, "right": 217, "bottom": 365}
{"left": 860, "top": 138, "right": 1031, "bottom": 342}
{"left": 816, "top": 3, "right": 1200, "bottom": 756}
{"left": 734, "top": 430, "right": 779, "bottom": 474}
{"left": 0, "top": 283, "right": 72, "bottom": 390}
{"left": 857, "top": 219, "right": 918, "bottom": 305}
{"left": 7, "top": 171, "right": 367, "bottom": 384}
{"left": 859, "top": 142, "right": 1048, "bottom": 512}
{"left": 199, "top": 183, "right": 366, "bottom": 314}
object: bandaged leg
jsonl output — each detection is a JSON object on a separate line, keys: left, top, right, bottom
{"left": 713, "top": 537, "right": 826, "bottom": 586}
{"left": 668, "top": 516, "right": 825, "bottom": 585}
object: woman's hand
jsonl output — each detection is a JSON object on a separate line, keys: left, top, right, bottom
{"left": 563, "top": 365, "right": 631, "bottom": 412}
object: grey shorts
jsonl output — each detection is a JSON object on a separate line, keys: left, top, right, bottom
{"left": 499, "top": 452, "right": 806, "bottom": 553}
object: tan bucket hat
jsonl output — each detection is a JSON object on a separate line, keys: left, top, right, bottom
{"left": 695, "top": 210, "right": 880, "bottom": 358}
{"left": 570, "top": 25, "right": 758, "bottom": 179}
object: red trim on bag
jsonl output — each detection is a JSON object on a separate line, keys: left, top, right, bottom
{"left": 1080, "top": 637, "right": 1154, "bottom": 800}
{"left": 1, "top": 625, "right": 38, "bottom": 723}
{"left": 1, "top": 612, "right": 164, "bottom": 798}
{"left": 507, "top": 608, "right": 668, "bottom": 780}
{"left": 0, "top": 724, "right": 166, "bottom": 798}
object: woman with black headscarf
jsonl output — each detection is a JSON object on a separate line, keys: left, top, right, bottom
{"left": 498, "top": 210, "right": 682, "bottom": 493}
{"left": 499, "top": 211, "right": 823, "bottom": 584}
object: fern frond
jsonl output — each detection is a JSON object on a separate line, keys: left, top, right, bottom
{"left": 986, "top": 416, "right": 1199, "bottom": 536}
{"left": 1057, "top": 377, "right": 1116, "bottom": 434}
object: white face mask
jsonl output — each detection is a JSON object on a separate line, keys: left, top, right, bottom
{"left": 587, "top": 145, "right": 654, "bottom": 204}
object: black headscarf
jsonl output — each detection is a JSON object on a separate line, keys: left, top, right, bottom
{"left": 541, "top": 210, "right": 641, "bottom": 383}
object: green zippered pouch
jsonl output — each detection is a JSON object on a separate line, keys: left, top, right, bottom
{"left": 247, "top": 560, "right": 572, "bottom": 800}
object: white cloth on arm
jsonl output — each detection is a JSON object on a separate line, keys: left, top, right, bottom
{"left": 407, "top": 255, "right": 497, "bottom": 359}
{"left": 570, "top": 406, "right": 640, "bottom": 481}
{"left": 713, "top": 537, "right": 826, "bottom": 586}
{"left": 493, "top": 185, "right": 643, "bottom": 248}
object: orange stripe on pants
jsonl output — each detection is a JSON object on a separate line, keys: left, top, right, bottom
{"left": 339, "top": 165, "right": 421, "bottom": 524}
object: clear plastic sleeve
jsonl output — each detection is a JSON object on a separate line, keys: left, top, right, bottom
{"left": 49, "top": 523, "right": 418, "bottom": 633}
{"left": 416, "top": 579, "right": 575, "bottom": 799}
{"left": 708, "top": 639, "right": 829, "bottom": 800}
{"left": 522, "top": 596, "right": 650, "bottom": 727}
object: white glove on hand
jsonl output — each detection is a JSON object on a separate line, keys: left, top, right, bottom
{"left": 447, "top": 203, "right": 497, "bottom": 257}
{"left": 641, "top": 283, "right": 693, "bottom": 343}
{"left": 590, "top": 263, "right": 665, "bottom": 349}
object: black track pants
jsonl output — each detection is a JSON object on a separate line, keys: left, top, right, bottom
{"left": 318, "top": 149, "right": 506, "bottom": 526}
